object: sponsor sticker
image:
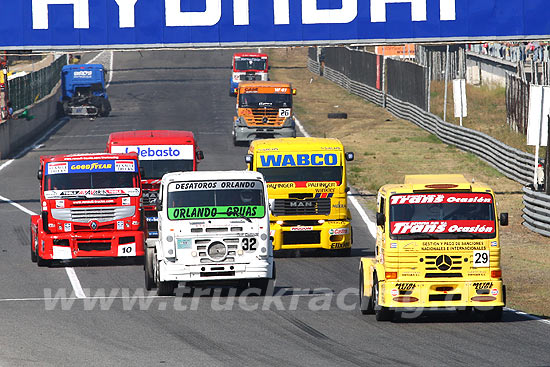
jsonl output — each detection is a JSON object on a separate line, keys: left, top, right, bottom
{"left": 115, "top": 160, "right": 136, "bottom": 172}
{"left": 56, "top": 200, "right": 65, "bottom": 209}
{"left": 122, "top": 197, "right": 130, "bottom": 206}
{"left": 169, "top": 180, "right": 261, "bottom": 192}
{"left": 390, "top": 193, "right": 493, "bottom": 205}
{"left": 491, "top": 241, "right": 498, "bottom": 247}
{"left": 64, "top": 223, "right": 71, "bottom": 232}
{"left": 290, "top": 226, "right": 313, "bottom": 231}
{"left": 391, "top": 288, "right": 399, "bottom": 297}
{"left": 117, "top": 221, "right": 125, "bottom": 230}
{"left": 46, "top": 162, "right": 68, "bottom": 175}
{"left": 259, "top": 153, "right": 339, "bottom": 167}
{"left": 391, "top": 220, "right": 495, "bottom": 235}
{"left": 110, "top": 145, "right": 195, "bottom": 160}
{"left": 176, "top": 238, "right": 192, "bottom": 249}
{"left": 329, "top": 228, "right": 349, "bottom": 235}
{"left": 491, "top": 288, "right": 499, "bottom": 296}
{"left": 390, "top": 243, "right": 397, "bottom": 248}
{"left": 168, "top": 206, "right": 265, "bottom": 220}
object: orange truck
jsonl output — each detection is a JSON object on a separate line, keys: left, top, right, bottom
{"left": 232, "top": 81, "right": 296, "bottom": 146}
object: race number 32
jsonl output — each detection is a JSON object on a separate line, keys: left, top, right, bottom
{"left": 242, "top": 238, "right": 257, "bottom": 251}
{"left": 473, "top": 250, "right": 489, "bottom": 268}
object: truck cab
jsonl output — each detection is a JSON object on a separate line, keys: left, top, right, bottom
{"left": 230, "top": 53, "right": 269, "bottom": 96}
{"left": 106, "top": 130, "right": 204, "bottom": 238}
{"left": 145, "top": 171, "right": 274, "bottom": 296}
{"left": 359, "top": 174, "right": 508, "bottom": 321}
{"left": 30, "top": 153, "right": 145, "bottom": 265}
{"left": 59, "top": 64, "right": 111, "bottom": 117}
{"left": 233, "top": 81, "right": 296, "bottom": 145}
{"left": 247, "top": 137, "right": 354, "bottom": 256}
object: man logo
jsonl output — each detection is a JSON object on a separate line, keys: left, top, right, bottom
{"left": 435, "top": 255, "right": 452, "bottom": 271}
{"left": 289, "top": 201, "right": 313, "bottom": 208}
{"left": 89, "top": 220, "right": 98, "bottom": 230}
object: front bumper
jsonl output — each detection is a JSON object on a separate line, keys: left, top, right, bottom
{"left": 270, "top": 221, "right": 351, "bottom": 251}
{"left": 233, "top": 125, "right": 296, "bottom": 143}
{"left": 39, "top": 230, "right": 145, "bottom": 259}
{"left": 158, "top": 260, "right": 272, "bottom": 282}
{"left": 379, "top": 279, "right": 505, "bottom": 309}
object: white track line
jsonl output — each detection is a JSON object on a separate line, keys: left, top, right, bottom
{"left": 0, "top": 50, "right": 116, "bottom": 300}
{"left": 295, "top": 117, "right": 550, "bottom": 326}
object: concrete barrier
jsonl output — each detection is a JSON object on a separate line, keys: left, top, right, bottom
{"left": 0, "top": 84, "right": 62, "bottom": 159}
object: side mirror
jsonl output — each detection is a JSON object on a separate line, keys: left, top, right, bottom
{"left": 500, "top": 213, "right": 509, "bottom": 226}
{"left": 292, "top": 88, "right": 297, "bottom": 95}
{"left": 155, "top": 198, "right": 163, "bottom": 212}
{"left": 245, "top": 154, "right": 253, "bottom": 165}
{"left": 196, "top": 150, "right": 204, "bottom": 161}
{"left": 345, "top": 152, "right": 355, "bottom": 162}
{"left": 37, "top": 169, "right": 43, "bottom": 181}
{"left": 345, "top": 187, "right": 350, "bottom": 193}
{"left": 376, "top": 212, "right": 385, "bottom": 227}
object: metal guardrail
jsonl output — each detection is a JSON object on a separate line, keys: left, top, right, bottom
{"left": 309, "top": 56, "right": 550, "bottom": 237}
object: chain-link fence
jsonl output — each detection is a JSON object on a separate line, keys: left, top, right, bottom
{"left": 8, "top": 55, "right": 66, "bottom": 112}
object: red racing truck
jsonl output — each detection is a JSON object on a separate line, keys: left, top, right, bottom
{"left": 106, "top": 130, "right": 203, "bottom": 238}
{"left": 31, "top": 153, "right": 145, "bottom": 266}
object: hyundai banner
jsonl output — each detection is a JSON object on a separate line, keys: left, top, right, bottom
{"left": 1, "top": 0, "right": 550, "bottom": 49}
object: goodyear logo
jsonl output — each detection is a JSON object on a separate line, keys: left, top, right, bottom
{"left": 70, "top": 162, "right": 112, "bottom": 171}
{"left": 259, "top": 153, "right": 338, "bottom": 167}
{"left": 66, "top": 160, "right": 132, "bottom": 173}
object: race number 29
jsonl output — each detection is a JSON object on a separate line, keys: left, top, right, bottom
{"left": 473, "top": 250, "right": 489, "bottom": 268}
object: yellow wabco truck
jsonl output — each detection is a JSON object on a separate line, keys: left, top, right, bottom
{"left": 247, "top": 137, "right": 354, "bottom": 256}
{"left": 359, "top": 174, "right": 508, "bottom": 321}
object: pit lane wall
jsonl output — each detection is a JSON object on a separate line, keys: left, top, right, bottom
{"left": 308, "top": 47, "right": 550, "bottom": 238}
{"left": 0, "top": 83, "right": 62, "bottom": 159}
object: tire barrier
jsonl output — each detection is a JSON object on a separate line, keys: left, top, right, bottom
{"left": 308, "top": 53, "right": 550, "bottom": 237}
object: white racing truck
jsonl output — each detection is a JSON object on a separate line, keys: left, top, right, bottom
{"left": 145, "top": 171, "right": 274, "bottom": 296}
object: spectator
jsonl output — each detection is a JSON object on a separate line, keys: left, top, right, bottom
{"left": 6, "top": 101, "right": 13, "bottom": 119}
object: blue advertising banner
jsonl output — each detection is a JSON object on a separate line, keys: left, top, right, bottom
{"left": 1, "top": 0, "right": 550, "bottom": 49}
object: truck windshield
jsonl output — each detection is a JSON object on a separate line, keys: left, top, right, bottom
{"left": 46, "top": 172, "right": 138, "bottom": 191}
{"left": 234, "top": 58, "right": 267, "bottom": 72}
{"left": 167, "top": 180, "right": 265, "bottom": 220}
{"left": 389, "top": 193, "right": 496, "bottom": 240}
{"left": 140, "top": 160, "right": 194, "bottom": 179}
{"left": 239, "top": 93, "right": 291, "bottom": 108}
{"left": 258, "top": 166, "right": 342, "bottom": 185}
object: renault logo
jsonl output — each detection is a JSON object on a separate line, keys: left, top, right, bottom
{"left": 89, "top": 220, "right": 98, "bottom": 230}
{"left": 435, "top": 255, "right": 452, "bottom": 271}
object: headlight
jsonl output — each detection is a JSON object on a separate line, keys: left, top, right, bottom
{"left": 236, "top": 116, "right": 248, "bottom": 127}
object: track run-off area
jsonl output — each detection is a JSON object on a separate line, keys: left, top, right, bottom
{"left": 0, "top": 50, "right": 549, "bottom": 366}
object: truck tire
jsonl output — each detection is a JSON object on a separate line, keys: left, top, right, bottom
{"left": 327, "top": 112, "right": 348, "bottom": 119}
{"left": 30, "top": 229, "right": 37, "bottom": 263}
{"left": 359, "top": 267, "right": 374, "bottom": 315}
{"left": 336, "top": 247, "right": 351, "bottom": 257}
{"left": 56, "top": 102, "right": 65, "bottom": 118}
{"left": 476, "top": 306, "right": 503, "bottom": 322}
{"left": 99, "top": 98, "right": 111, "bottom": 117}
{"left": 157, "top": 281, "right": 176, "bottom": 296}
{"left": 373, "top": 274, "right": 393, "bottom": 321}
{"left": 36, "top": 253, "right": 50, "bottom": 267}
{"left": 250, "top": 278, "right": 270, "bottom": 296}
{"left": 144, "top": 247, "right": 155, "bottom": 291}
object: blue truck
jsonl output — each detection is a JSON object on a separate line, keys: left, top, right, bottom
{"left": 58, "top": 64, "right": 111, "bottom": 118}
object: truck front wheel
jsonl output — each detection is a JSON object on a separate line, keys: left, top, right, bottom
{"left": 144, "top": 247, "right": 155, "bottom": 291}
{"left": 373, "top": 274, "right": 393, "bottom": 321}
{"left": 359, "top": 267, "right": 374, "bottom": 315}
{"left": 249, "top": 278, "right": 270, "bottom": 296}
{"left": 30, "top": 228, "right": 37, "bottom": 263}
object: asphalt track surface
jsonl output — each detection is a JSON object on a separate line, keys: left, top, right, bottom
{"left": 0, "top": 50, "right": 548, "bottom": 367}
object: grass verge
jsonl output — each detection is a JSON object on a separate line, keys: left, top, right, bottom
{"left": 268, "top": 47, "right": 550, "bottom": 318}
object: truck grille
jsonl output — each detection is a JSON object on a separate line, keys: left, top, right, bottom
{"left": 424, "top": 255, "right": 464, "bottom": 278}
{"left": 51, "top": 206, "right": 135, "bottom": 223}
{"left": 272, "top": 198, "right": 331, "bottom": 216}
{"left": 246, "top": 108, "right": 282, "bottom": 126}
{"left": 194, "top": 239, "right": 239, "bottom": 264}
{"left": 77, "top": 240, "right": 111, "bottom": 251}
{"left": 142, "top": 190, "right": 159, "bottom": 206}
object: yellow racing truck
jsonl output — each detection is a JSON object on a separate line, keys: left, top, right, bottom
{"left": 247, "top": 137, "right": 354, "bottom": 256}
{"left": 359, "top": 174, "right": 508, "bottom": 321}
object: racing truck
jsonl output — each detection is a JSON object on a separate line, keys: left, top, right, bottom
{"left": 247, "top": 137, "right": 355, "bottom": 256}
{"left": 58, "top": 64, "right": 111, "bottom": 118}
{"left": 359, "top": 174, "right": 508, "bottom": 321}
{"left": 145, "top": 170, "right": 274, "bottom": 296}
{"left": 106, "top": 130, "right": 204, "bottom": 238}
{"left": 233, "top": 81, "right": 296, "bottom": 146}
{"left": 230, "top": 52, "right": 269, "bottom": 96}
{"left": 30, "top": 153, "right": 145, "bottom": 265}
